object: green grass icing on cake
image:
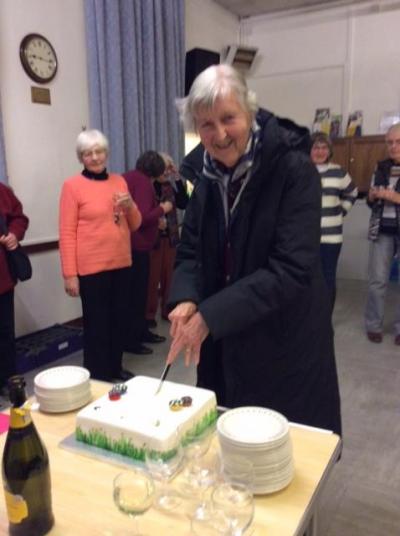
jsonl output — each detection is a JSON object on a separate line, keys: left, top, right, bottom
{"left": 76, "top": 407, "right": 218, "bottom": 461}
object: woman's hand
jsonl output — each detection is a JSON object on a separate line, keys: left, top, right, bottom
{"left": 0, "top": 232, "right": 18, "bottom": 251}
{"left": 377, "top": 188, "right": 400, "bottom": 204}
{"left": 158, "top": 217, "right": 167, "bottom": 231}
{"left": 368, "top": 187, "right": 378, "bottom": 202}
{"left": 64, "top": 276, "right": 80, "bottom": 297}
{"left": 113, "top": 192, "right": 136, "bottom": 212}
{"left": 160, "top": 201, "right": 173, "bottom": 214}
{"left": 167, "top": 310, "right": 209, "bottom": 366}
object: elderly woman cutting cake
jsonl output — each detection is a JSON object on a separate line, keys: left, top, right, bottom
{"left": 166, "top": 65, "right": 341, "bottom": 435}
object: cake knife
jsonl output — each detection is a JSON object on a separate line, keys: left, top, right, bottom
{"left": 154, "top": 363, "right": 171, "bottom": 395}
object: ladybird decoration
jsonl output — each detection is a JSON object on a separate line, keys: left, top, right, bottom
{"left": 181, "top": 396, "right": 193, "bottom": 407}
{"left": 169, "top": 399, "right": 183, "bottom": 411}
{"left": 169, "top": 396, "right": 193, "bottom": 411}
{"left": 108, "top": 383, "right": 128, "bottom": 401}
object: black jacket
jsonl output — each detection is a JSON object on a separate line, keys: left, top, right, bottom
{"left": 169, "top": 109, "right": 341, "bottom": 435}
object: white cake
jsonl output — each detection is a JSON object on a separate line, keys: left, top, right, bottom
{"left": 76, "top": 376, "right": 217, "bottom": 460}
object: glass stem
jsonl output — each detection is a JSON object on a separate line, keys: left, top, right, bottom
{"left": 133, "top": 515, "right": 140, "bottom": 535}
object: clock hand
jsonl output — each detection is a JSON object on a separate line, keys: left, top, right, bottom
{"left": 29, "top": 53, "right": 53, "bottom": 64}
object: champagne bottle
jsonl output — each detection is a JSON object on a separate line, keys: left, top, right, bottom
{"left": 2, "top": 376, "right": 54, "bottom": 535}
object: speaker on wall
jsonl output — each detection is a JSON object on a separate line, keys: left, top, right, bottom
{"left": 185, "top": 48, "right": 220, "bottom": 95}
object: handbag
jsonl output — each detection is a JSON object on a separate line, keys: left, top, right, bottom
{"left": 0, "top": 214, "right": 32, "bottom": 282}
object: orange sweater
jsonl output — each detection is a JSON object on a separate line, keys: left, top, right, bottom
{"left": 59, "top": 173, "right": 142, "bottom": 277}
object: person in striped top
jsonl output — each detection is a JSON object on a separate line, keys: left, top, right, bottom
{"left": 310, "top": 132, "right": 358, "bottom": 310}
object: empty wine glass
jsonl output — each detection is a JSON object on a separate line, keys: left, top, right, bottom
{"left": 181, "top": 441, "right": 221, "bottom": 524}
{"left": 212, "top": 482, "right": 255, "bottom": 536}
{"left": 191, "top": 501, "right": 231, "bottom": 536}
{"left": 113, "top": 469, "right": 155, "bottom": 536}
{"left": 145, "top": 431, "right": 184, "bottom": 511}
{"left": 184, "top": 426, "right": 214, "bottom": 460}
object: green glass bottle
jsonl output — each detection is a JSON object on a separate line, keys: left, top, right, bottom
{"left": 2, "top": 376, "right": 54, "bottom": 535}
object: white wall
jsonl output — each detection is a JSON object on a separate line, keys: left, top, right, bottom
{"left": 0, "top": 0, "right": 88, "bottom": 334}
{"left": 185, "top": 0, "right": 239, "bottom": 56}
{"left": 242, "top": 1, "right": 400, "bottom": 134}
{"left": 0, "top": 0, "right": 238, "bottom": 336}
{"left": 241, "top": 2, "right": 400, "bottom": 280}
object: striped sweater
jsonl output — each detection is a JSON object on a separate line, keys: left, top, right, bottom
{"left": 317, "top": 162, "right": 358, "bottom": 244}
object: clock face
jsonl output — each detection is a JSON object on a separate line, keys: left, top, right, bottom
{"left": 20, "top": 34, "right": 58, "bottom": 84}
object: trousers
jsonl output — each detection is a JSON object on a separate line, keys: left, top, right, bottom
{"left": 0, "top": 290, "right": 16, "bottom": 387}
{"left": 365, "top": 233, "right": 400, "bottom": 335}
{"left": 79, "top": 267, "right": 131, "bottom": 381}
{"left": 146, "top": 237, "right": 176, "bottom": 321}
{"left": 320, "top": 243, "right": 342, "bottom": 313}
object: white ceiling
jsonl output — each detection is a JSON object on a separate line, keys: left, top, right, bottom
{"left": 213, "top": 0, "right": 369, "bottom": 18}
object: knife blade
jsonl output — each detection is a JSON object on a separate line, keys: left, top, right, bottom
{"left": 154, "top": 363, "right": 171, "bottom": 395}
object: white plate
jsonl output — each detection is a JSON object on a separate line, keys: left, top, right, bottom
{"left": 34, "top": 366, "right": 90, "bottom": 391}
{"left": 35, "top": 384, "right": 91, "bottom": 404}
{"left": 217, "top": 407, "right": 289, "bottom": 446}
{"left": 34, "top": 380, "right": 90, "bottom": 400}
{"left": 37, "top": 390, "right": 92, "bottom": 413}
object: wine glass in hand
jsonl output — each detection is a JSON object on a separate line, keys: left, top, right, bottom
{"left": 113, "top": 469, "right": 155, "bottom": 536}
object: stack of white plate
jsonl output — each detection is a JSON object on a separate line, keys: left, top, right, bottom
{"left": 217, "top": 406, "right": 294, "bottom": 494}
{"left": 34, "top": 366, "right": 91, "bottom": 413}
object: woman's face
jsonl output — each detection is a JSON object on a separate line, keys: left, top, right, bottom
{"left": 310, "top": 142, "right": 330, "bottom": 165}
{"left": 81, "top": 144, "right": 107, "bottom": 173}
{"left": 194, "top": 93, "right": 252, "bottom": 168}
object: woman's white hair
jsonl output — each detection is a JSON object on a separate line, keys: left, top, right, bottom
{"left": 159, "top": 152, "right": 174, "bottom": 167}
{"left": 176, "top": 64, "right": 258, "bottom": 132}
{"left": 76, "top": 129, "right": 109, "bottom": 162}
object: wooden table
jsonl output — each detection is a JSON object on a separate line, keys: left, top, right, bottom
{"left": 0, "top": 381, "right": 341, "bottom": 535}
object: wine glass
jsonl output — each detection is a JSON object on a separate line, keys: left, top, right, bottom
{"left": 144, "top": 431, "right": 184, "bottom": 511}
{"left": 211, "top": 482, "right": 255, "bottom": 536}
{"left": 182, "top": 427, "right": 219, "bottom": 492}
{"left": 113, "top": 469, "right": 155, "bottom": 536}
{"left": 191, "top": 501, "right": 231, "bottom": 535}
{"left": 181, "top": 433, "right": 221, "bottom": 523}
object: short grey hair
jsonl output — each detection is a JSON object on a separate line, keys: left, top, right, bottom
{"left": 176, "top": 64, "right": 259, "bottom": 132}
{"left": 76, "top": 129, "right": 109, "bottom": 162}
{"left": 387, "top": 122, "right": 400, "bottom": 136}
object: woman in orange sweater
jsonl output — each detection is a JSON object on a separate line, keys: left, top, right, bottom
{"left": 59, "top": 130, "right": 141, "bottom": 382}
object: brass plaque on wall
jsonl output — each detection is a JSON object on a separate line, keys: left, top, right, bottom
{"left": 31, "top": 86, "right": 51, "bottom": 105}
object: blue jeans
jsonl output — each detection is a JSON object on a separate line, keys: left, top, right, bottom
{"left": 365, "top": 234, "right": 400, "bottom": 335}
{"left": 320, "top": 243, "right": 342, "bottom": 312}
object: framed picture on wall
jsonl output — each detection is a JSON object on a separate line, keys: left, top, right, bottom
{"left": 330, "top": 114, "right": 342, "bottom": 139}
{"left": 312, "top": 108, "right": 330, "bottom": 135}
{"left": 346, "top": 111, "right": 363, "bottom": 136}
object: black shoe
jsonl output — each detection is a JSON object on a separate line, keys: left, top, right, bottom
{"left": 147, "top": 319, "right": 157, "bottom": 329}
{"left": 111, "top": 369, "right": 135, "bottom": 383}
{"left": 125, "top": 344, "right": 153, "bottom": 355}
{"left": 142, "top": 330, "right": 166, "bottom": 344}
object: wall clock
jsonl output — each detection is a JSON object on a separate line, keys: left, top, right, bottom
{"left": 19, "top": 33, "right": 58, "bottom": 84}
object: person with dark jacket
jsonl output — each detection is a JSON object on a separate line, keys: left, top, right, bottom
{"left": 146, "top": 153, "right": 189, "bottom": 325}
{"left": 166, "top": 64, "right": 341, "bottom": 435}
{"left": 179, "top": 143, "right": 204, "bottom": 185}
{"left": 365, "top": 123, "right": 400, "bottom": 345}
{"left": 124, "top": 151, "right": 171, "bottom": 354}
{"left": 0, "top": 183, "right": 29, "bottom": 395}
